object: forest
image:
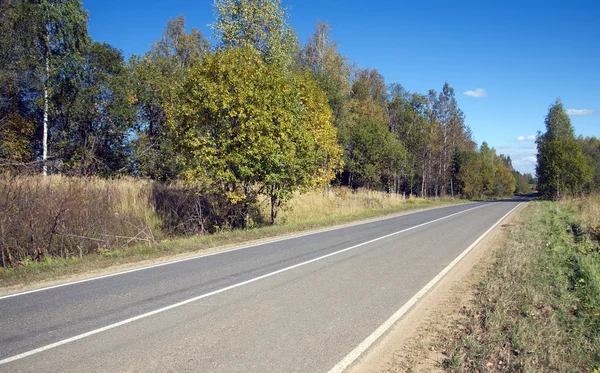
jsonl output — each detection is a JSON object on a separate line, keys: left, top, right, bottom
{"left": 4, "top": 0, "right": 597, "bottom": 265}
{"left": 0, "top": 1, "right": 534, "bottom": 193}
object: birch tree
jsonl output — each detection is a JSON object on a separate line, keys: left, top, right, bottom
{"left": 0, "top": 0, "right": 89, "bottom": 173}
{"left": 38, "top": 0, "right": 89, "bottom": 174}
{"left": 212, "top": 0, "right": 298, "bottom": 67}
{"left": 536, "top": 100, "right": 592, "bottom": 199}
{"left": 299, "top": 21, "right": 352, "bottom": 126}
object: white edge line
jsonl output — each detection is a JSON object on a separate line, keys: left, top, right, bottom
{"left": 326, "top": 201, "right": 524, "bottom": 373}
{"left": 0, "top": 204, "right": 487, "bottom": 365}
{"left": 0, "top": 201, "right": 476, "bottom": 300}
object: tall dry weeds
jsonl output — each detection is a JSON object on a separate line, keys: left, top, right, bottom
{"left": 0, "top": 175, "right": 161, "bottom": 265}
{"left": 0, "top": 175, "right": 264, "bottom": 266}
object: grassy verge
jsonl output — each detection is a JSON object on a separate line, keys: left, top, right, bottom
{"left": 442, "top": 199, "right": 600, "bottom": 372}
{"left": 0, "top": 191, "right": 465, "bottom": 289}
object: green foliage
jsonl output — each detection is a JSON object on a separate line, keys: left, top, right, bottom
{"left": 345, "top": 117, "right": 406, "bottom": 190}
{"left": 0, "top": 113, "right": 35, "bottom": 164}
{"left": 129, "top": 19, "right": 206, "bottom": 179}
{"left": 340, "top": 68, "right": 403, "bottom": 191}
{"left": 0, "top": 0, "right": 91, "bottom": 172}
{"left": 579, "top": 136, "right": 600, "bottom": 190}
{"left": 169, "top": 46, "right": 342, "bottom": 224}
{"left": 351, "top": 69, "right": 387, "bottom": 107}
{"left": 537, "top": 100, "right": 592, "bottom": 199}
{"left": 129, "top": 15, "right": 210, "bottom": 180}
{"left": 454, "top": 149, "right": 484, "bottom": 199}
{"left": 298, "top": 21, "right": 352, "bottom": 126}
{"left": 388, "top": 86, "right": 435, "bottom": 195}
{"left": 39, "top": 0, "right": 91, "bottom": 170}
{"left": 53, "top": 42, "right": 135, "bottom": 175}
{"left": 0, "top": 1, "right": 39, "bottom": 166}
{"left": 454, "top": 145, "right": 516, "bottom": 199}
{"left": 1, "top": 1, "right": 515, "bottom": 203}
{"left": 479, "top": 142, "right": 495, "bottom": 194}
{"left": 494, "top": 163, "right": 516, "bottom": 196}
{"left": 212, "top": 0, "right": 298, "bottom": 67}
{"left": 513, "top": 170, "right": 532, "bottom": 194}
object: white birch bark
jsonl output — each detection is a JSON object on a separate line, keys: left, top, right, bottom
{"left": 42, "top": 26, "right": 50, "bottom": 175}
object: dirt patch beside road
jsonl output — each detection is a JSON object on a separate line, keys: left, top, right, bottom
{"left": 348, "top": 205, "right": 523, "bottom": 372}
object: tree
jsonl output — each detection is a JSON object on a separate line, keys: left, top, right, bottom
{"left": 36, "top": 0, "right": 90, "bottom": 174}
{"left": 536, "top": 99, "right": 592, "bottom": 199}
{"left": 212, "top": 0, "right": 298, "bottom": 67}
{"left": 454, "top": 149, "right": 484, "bottom": 199}
{"left": 344, "top": 118, "right": 387, "bottom": 189}
{"left": 513, "top": 170, "right": 531, "bottom": 194}
{"left": 0, "top": 113, "right": 35, "bottom": 166}
{"left": 578, "top": 136, "right": 600, "bottom": 191}
{"left": 479, "top": 142, "right": 495, "bottom": 196}
{"left": 298, "top": 21, "right": 351, "bottom": 127}
{"left": 0, "top": 0, "right": 89, "bottom": 173}
{"left": 494, "top": 163, "right": 516, "bottom": 196}
{"left": 0, "top": 1, "right": 38, "bottom": 167}
{"left": 351, "top": 69, "right": 387, "bottom": 108}
{"left": 431, "top": 82, "right": 470, "bottom": 197}
{"left": 53, "top": 42, "right": 135, "bottom": 175}
{"left": 169, "top": 46, "right": 342, "bottom": 225}
{"left": 388, "top": 86, "right": 434, "bottom": 196}
{"left": 338, "top": 68, "right": 394, "bottom": 190}
{"left": 129, "top": 15, "right": 210, "bottom": 180}
{"left": 344, "top": 117, "right": 406, "bottom": 190}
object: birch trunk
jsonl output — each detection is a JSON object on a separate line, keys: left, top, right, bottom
{"left": 42, "top": 32, "right": 50, "bottom": 176}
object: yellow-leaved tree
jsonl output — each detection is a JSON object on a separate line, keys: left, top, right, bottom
{"left": 168, "top": 46, "right": 342, "bottom": 226}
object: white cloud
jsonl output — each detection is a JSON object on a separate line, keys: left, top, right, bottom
{"left": 463, "top": 88, "right": 487, "bottom": 98}
{"left": 516, "top": 135, "right": 537, "bottom": 142}
{"left": 497, "top": 145, "right": 537, "bottom": 174}
{"left": 566, "top": 109, "right": 596, "bottom": 116}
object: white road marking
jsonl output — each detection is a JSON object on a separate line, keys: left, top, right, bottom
{"left": 0, "top": 203, "right": 487, "bottom": 365}
{"left": 327, "top": 202, "right": 524, "bottom": 373}
{"left": 0, "top": 202, "right": 474, "bottom": 300}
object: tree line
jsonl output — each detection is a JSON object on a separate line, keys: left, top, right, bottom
{"left": 1, "top": 0, "right": 534, "bottom": 226}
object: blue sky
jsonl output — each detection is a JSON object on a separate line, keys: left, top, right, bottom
{"left": 84, "top": 0, "right": 600, "bottom": 175}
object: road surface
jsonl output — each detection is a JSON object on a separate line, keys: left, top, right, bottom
{"left": 0, "top": 197, "right": 527, "bottom": 372}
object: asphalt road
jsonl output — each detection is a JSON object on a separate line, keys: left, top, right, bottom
{"left": 0, "top": 197, "right": 527, "bottom": 372}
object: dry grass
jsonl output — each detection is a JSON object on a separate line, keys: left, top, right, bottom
{"left": 0, "top": 175, "right": 161, "bottom": 264}
{"left": 562, "top": 194, "right": 600, "bottom": 229}
{"left": 261, "top": 187, "right": 449, "bottom": 225}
